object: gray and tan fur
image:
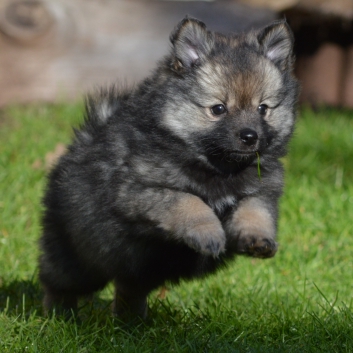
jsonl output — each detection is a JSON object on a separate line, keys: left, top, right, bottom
{"left": 39, "top": 17, "right": 299, "bottom": 319}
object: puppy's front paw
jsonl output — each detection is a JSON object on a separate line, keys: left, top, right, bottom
{"left": 185, "top": 221, "right": 226, "bottom": 257}
{"left": 235, "top": 235, "right": 277, "bottom": 258}
{"left": 161, "top": 194, "right": 226, "bottom": 257}
{"left": 226, "top": 197, "right": 278, "bottom": 258}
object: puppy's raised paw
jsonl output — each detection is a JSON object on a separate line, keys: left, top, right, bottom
{"left": 235, "top": 235, "right": 277, "bottom": 258}
{"left": 185, "top": 221, "right": 226, "bottom": 257}
{"left": 162, "top": 194, "right": 226, "bottom": 257}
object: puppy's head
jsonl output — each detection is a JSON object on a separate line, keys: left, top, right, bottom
{"left": 161, "top": 17, "right": 299, "bottom": 171}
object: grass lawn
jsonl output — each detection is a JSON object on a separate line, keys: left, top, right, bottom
{"left": 0, "top": 104, "right": 353, "bottom": 352}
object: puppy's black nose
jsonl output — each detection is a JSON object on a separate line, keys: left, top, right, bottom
{"left": 239, "top": 128, "right": 258, "bottom": 146}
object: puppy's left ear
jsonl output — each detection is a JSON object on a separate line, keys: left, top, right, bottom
{"left": 170, "top": 17, "right": 214, "bottom": 73}
{"left": 258, "top": 20, "right": 294, "bottom": 70}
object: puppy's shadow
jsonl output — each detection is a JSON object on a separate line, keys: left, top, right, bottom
{"left": 0, "top": 279, "right": 114, "bottom": 321}
{"left": 0, "top": 278, "right": 166, "bottom": 327}
{"left": 0, "top": 278, "right": 42, "bottom": 315}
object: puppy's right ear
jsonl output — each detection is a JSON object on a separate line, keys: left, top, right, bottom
{"left": 170, "top": 17, "right": 213, "bottom": 73}
{"left": 257, "top": 20, "right": 294, "bottom": 70}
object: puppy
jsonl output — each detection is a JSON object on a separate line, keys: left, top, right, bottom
{"left": 39, "top": 17, "right": 299, "bottom": 318}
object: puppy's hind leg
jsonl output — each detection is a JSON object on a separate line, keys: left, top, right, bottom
{"left": 38, "top": 243, "right": 97, "bottom": 318}
{"left": 42, "top": 286, "right": 78, "bottom": 318}
{"left": 112, "top": 281, "right": 148, "bottom": 320}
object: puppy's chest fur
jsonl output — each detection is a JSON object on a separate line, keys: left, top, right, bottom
{"left": 125, "top": 151, "right": 259, "bottom": 219}
{"left": 181, "top": 168, "right": 258, "bottom": 218}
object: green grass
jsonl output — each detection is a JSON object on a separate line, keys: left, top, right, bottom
{"left": 1, "top": 104, "right": 353, "bottom": 352}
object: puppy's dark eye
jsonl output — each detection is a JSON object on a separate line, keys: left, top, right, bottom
{"left": 211, "top": 104, "right": 227, "bottom": 116}
{"left": 258, "top": 104, "right": 268, "bottom": 115}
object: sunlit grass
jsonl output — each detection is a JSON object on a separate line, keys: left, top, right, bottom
{"left": 0, "top": 104, "right": 353, "bottom": 352}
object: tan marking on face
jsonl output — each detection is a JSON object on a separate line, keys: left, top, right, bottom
{"left": 236, "top": 79, "right": 257, "bottom": 109}
{"left": 260, "top": 63, "right": 283, "bottom": 103}
{"left": 197, "top": 62, "right": 227, "bottom": 104}
{"left": 252, "top": 60, "right": 295, "bottom": 136}
{"left": 235, "top": 59, "right": 282, "bottom": 110}
{"left": 163, "top": 100, "right": 216, "bottom": 139}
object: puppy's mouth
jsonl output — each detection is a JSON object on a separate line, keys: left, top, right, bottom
{"left": 207, "top": 147, "right": 258, "bottom": 161}
{"left": 228, "top": 150, "right": 257, "bottom": 157}
{"left": 224, "top": 150, "right": 258, "bottom": 162}
{"left": 206, "top": 150, "right": 257, "bottom": 174}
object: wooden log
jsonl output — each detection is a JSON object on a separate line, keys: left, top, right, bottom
{"left": 0, "top": 0, "right": 276, "bottom": 106}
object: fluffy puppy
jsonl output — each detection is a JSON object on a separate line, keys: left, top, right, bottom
{"left": 39, "top": 17, "right": 299, "bottom": 318}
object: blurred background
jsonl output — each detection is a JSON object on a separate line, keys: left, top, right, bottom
{"left": 0, "top": 0, "right": 352, "bottom": 108}
{"left": 1, "top": 3, "right": 353, "bottom": 350}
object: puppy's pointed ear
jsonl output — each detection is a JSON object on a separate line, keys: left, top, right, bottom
{"left": 258, "top": 20, "right": 294, "bottom": 70}
{"left": 170, "top": 17, "right": 213, "bottom": 72}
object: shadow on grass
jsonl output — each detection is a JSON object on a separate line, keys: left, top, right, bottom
{"left": 0, "top": 278, "right": 116, "bottom": 321}
{"left": 0, "top": 277, "right": 198, "bottom": 329}
{"left": 0, "top": 278, "right": 42, "bottom": 315}
{"left": 0, "top": 278, "right": 158, "bottom": 330}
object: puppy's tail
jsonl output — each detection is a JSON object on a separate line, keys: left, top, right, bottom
{"left": 75, "top": 86, "right": 130, "bottom": 144}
